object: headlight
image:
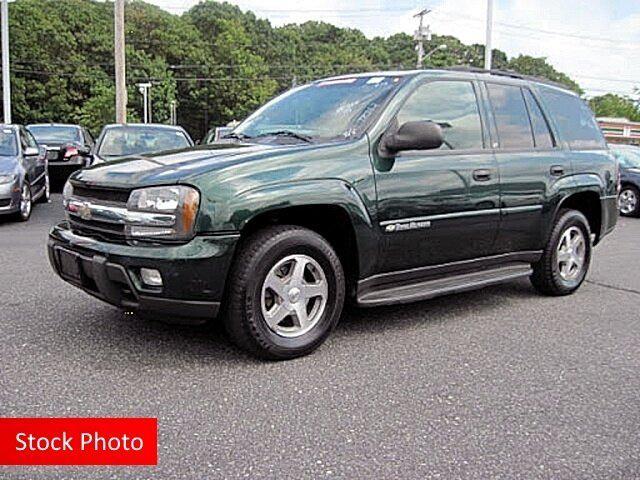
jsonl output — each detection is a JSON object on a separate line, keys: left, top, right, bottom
{"left": 0, "top": 174, "right": 16, "bottom": 184}
{"left": 125, "top": 185, "right": 200, "bottom": 241}
{"left": 62, "top": 180, "right": 73, "bottom": 206}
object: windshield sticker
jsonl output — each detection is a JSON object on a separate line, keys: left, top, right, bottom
{"left": 318, "top": 78, "right": 358, "bottom": 87}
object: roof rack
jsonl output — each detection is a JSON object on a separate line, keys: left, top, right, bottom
{"left": 439, "top": 66, "right": 572, "bottom": 91}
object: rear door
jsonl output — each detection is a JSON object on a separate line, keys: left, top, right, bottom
{"left": 374, "top": 79, "right": 500, "bottom": 272}
{"left": 484, "top": 82, "right": 571, "bottom": 253}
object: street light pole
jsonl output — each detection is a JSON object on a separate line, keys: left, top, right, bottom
{"left": 136, "top": 83, "right": 151, "bottom": 123}
{"left": 1, "top": 0, "right": 11, "bottom": 124}
{"left": 484, "top": 0, "right": 494, "bottom": 71}
{"left": 114, "top": 0, "right": 127, "bottom": 123}
{"left": 414, "top": 8, "right": 432, "bottom": 69}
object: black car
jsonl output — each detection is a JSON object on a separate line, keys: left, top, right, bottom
{"left": 0, "top": 124, "right": 49, "bottom": 221}
{"left": 26, "top": 123, "right": 95, "bottom": 174}
{"left": 610, "top": 144, "right": 640, "bottom": 217}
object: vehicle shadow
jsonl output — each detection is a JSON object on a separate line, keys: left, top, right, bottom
{"left": 59, "top": 278, "right": 539, "bottom": 367}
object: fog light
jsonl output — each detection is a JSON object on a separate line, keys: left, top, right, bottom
{"left": 140, "top": 268, "right": 163, "bottom": 287}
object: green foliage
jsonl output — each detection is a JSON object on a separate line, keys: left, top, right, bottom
{"left": 589, "top": 94, "right": 640, "bottom": 122}
{"left": 4, "top": 0, "right": 586, "bottom": 140}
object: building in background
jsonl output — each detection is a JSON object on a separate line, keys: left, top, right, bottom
{"left": 597, "top": 117, "right": 640, "bottom": 146}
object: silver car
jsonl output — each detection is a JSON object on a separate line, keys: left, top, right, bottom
{"left": 0, "top": 124, "right": 49, "bottom": 222}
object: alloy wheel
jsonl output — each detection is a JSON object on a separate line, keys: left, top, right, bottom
{"left": 619, "top": 188, "right": 637, "bottom": 215}
{"left": 260, "top": 254, "right": 328, "bottom": 338}
{"left": 20, "top": 183, "right": 32, "bottom": 219}
{"left": 556, "top": 226, "right": 586, "bottom": 282}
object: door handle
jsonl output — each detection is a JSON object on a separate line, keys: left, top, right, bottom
{"left": 473, "top": 169, "right": 493, "bottom": 182}
{"left": 550, "top": 165, "right": 565, "bottom": 176}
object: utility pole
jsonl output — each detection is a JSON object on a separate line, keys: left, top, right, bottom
{"left": 1, "top": 0, "right": 11, "bottom": 124}
{"left": 114, "top": 0, "right": 127, "bottom": 123}
{"left": 484, "top": 0, "right": 494, "bottom": 71}
{"left": 414, "top": 8, "right": 432, "bottom": 69}
{"left": 169, "top": 100, "right": 177, "bottom": 125}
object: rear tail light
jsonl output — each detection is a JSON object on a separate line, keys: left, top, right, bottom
{"left": 64, "top": 146, "right": 79, "bottom": 158}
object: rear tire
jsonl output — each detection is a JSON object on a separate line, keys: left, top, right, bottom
{"left": 530, "top": 209, "right": 591, "bottom": 296}
{"left": 223, "top": 225, "right": 345, "bottom": 360}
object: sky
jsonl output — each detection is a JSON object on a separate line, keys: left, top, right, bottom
{"left": 147, "top": 0, "right": 640, "bottom": 98}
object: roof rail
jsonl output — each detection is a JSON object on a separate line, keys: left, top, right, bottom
{"left": 439, "top": 66, "right": 573, "bottom": 91}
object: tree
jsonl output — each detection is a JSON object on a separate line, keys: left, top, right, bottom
{"left": 506, "top": 55, "right": 582, "bottom": 93}
{"left": 589, "top": 94, "right": 640, "bottom": 121}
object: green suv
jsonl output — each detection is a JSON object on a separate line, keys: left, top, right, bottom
{"left": 48, "top": 70, "right": 619, "bottom": 359}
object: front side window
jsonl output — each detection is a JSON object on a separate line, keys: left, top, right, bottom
{"left": 539, "top": 86, "right": 606, "bottom": 150}
{"left": 97, "top": 127, "right": 192, "bottom": 159}
{"left": 235, "top": 76, "right": 405, "bottom": 142}
{"left": 487, "top": 83, "right": 534, "bottom": 149}
{"left": 396, "top": 80, "right": 484, "bottom": 151}
{"left": 0, "top": 128, "right": 17, "bottom": 156}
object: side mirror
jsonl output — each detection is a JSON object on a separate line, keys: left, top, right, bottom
{"left": 38, "top": 146, "right": 47, "bottom": 159}
{"left": 23, "top": 146, "right": 39, "bottom": 157}
{"left": 383, "top": 120, "right": 444, "bottom": 154}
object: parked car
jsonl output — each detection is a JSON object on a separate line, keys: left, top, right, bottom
{"left": 92, "top": 124, "right": 194, "bottom": 163}
{"left": 0, "top": 124, "right": 49, "bottom": 221}
{"left": 26, "top": 123, "right": 94, "bottom": 173}
{"left": 48, "top": 70, "right": 618, "bottom": 360}
{"left": 610, "top": 144, "right": 640, "bottom": 217}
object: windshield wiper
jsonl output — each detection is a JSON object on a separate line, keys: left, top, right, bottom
{"left": 254, "top": 130, "right": 313, "bottom": 143}
{"left": 221, "top": 132, "right": 253, "bottom": 141}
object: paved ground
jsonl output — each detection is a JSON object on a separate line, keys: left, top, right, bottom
{"left": 1, "top": 195, "right": 639, "bottom": 479}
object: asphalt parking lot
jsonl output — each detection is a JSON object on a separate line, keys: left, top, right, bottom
{"left": 1, "top": 194, "right": 639, "bottom": 479}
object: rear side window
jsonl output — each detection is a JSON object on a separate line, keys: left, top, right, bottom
{"left": 538, "top": 86, "right": 606, "bottom": 150}
{"left": 523, "top": 89, "right": 554, "bottom": 149}
{"left": 486, "top": 83, "right": 533, "bottom": 149}
{"left": 396, "top": 80, "right": 484, "bottom": 150}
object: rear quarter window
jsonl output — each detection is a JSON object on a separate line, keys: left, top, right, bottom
{"left": 538, "top": 86, "right": 606, "bottom": 150}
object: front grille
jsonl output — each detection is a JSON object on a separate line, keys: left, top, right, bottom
{"left": 71, "top": 184, "right": 131, "bottom": 203}
{"left": 68, "top": 184, "right": 131, "bottom": 242}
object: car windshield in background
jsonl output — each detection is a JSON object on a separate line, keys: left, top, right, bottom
{"left": 0, "top": 129, "right": 17, "bottom": 156}
{"left": 233, "top": 76, "right": 405, "bottom": 142}
{"left": 613, "top": 147, "right": 640, "bottom": 169}
{"left": 98, "top": 127, "right": 191, "bottom": 158}
{"left": 28, "top": 126, "right": 81, "bottom": 144}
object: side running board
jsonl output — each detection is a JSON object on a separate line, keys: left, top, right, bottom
{"left": 357, "top": 264, "right": 533, "bottom": 307}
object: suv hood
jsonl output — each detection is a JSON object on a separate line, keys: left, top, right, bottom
{"left": 72, "top": 143, "right": 316, "bottom": 188}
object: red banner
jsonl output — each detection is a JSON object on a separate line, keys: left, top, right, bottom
{"left": 0, "top": 418, "right": 157, "bottom": 465}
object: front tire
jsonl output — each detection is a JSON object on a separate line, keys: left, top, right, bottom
{"left": 12, "top": 181, "right": 32, "bottom": 222}
{"left": 530, "top": 209, "right": 591, "bottom": 296}
{"left": 224, "top": 225, "right": 345, "bottom": 360}
{"left": 619, "top": 185, "right": 639, "bottom": 217}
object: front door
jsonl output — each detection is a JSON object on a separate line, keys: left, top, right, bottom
{"left": 374, "top": 79, "right": 500, "bottom": 273}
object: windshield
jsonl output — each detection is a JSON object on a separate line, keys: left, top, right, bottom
{"left": 234, "top": 75, "right": 405, "bottom": 142}
{"left": 613, "top": 147, "right": 640, "bottom": 168}
{"left": 28, "top": 126, "right": 81, "bottom": 144}
{"left": 98, "top": 126, "right": 192, "bottom": 158}
{"left": 0, "top": 128, "right": 17, "bottom": 156}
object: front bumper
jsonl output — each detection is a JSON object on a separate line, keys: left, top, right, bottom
{"left": 47, "top": 222, "right": 239, "bottom": 323}
{"left": 0, "top": 182, "right": 20, "bottom": 214}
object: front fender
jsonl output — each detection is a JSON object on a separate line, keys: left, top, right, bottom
{"left": 222, "top": 179, "right": 378, "bottom": 278}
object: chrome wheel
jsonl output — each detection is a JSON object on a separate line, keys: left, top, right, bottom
{"left": 261, "top": 254, "right": 328, "bottom": 338}
{"left": 619, "top": 188, "right": 637, "bottom": 215}
{"left": 20, "top": 183, "right": 32, "bottom": 219}
{"left": 556, "top": 226, "right": 586, "bottom": 282}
